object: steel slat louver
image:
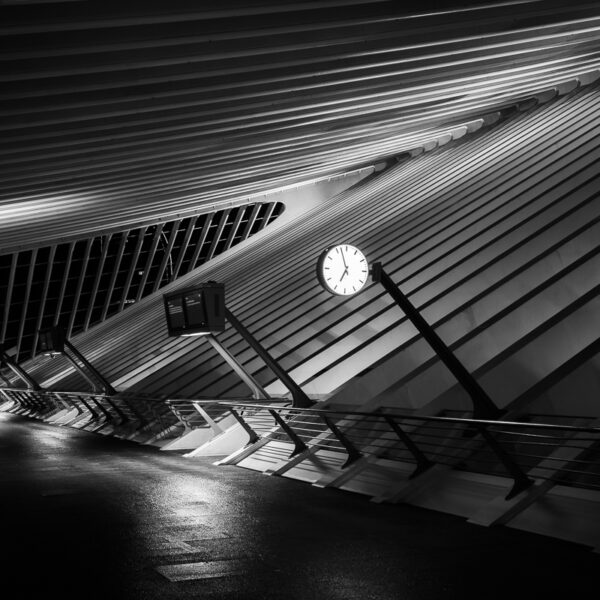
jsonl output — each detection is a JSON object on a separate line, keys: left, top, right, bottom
{"left": 0, "top": 202, "right": 284, "bottom": 361}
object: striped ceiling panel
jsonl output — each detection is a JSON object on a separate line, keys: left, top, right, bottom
{"left": 3, "top": 0, "right": 600, "bottom": 397}
{"left": 0, "top": 201, "right": 283, "bottom": 361}
{"left": 14, "top": 81, "right": 600, "bottom": 416}
{"left": 2, "top": 1, "right": 600, "bottom": 253}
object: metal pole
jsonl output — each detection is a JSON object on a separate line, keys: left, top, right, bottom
{"left": 371, "top": 263, "right": 500, "bottom": 420}
{"left": 268, "top": 408, "right": 308, "bottom": 457}
{"left": 321, "top": 415, "right": 362, "bottom": 468}
{"left": 64, "top": 340, "right": 116, "bottom": 395}
{"left": 14, "top": 390, "right": 34, "bottom": 412}
{"left": 0, "top": 350, "right": 42, "bottom": 391}
{"left": 89, "top": 394, "right": 112, "bottom": 421}
{"left": 102, "top": 396, "right": 128, "bottom": 423}
{"left": 75, "top": 393, "right": 98, "bottom": 420}
{"left": 63, "top": 351, "right": 101, "bottom": 394}
{"left": 384, "top": 415, "right": 433, "bottom": 478}
{"left": 477, "top": 425, "right": 533, "bottom": 500}
{"left": 224, "top": 307, "right": 314, "bottom": 409}
{"left": 206, "top": 334, "right": 270, "bottom": 400}
{"left": 228, "top": 407, "right": 260, "bottom": 444}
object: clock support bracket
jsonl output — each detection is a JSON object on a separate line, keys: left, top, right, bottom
{"left": 370, "top": 262, "right": 501, "bottom": 420}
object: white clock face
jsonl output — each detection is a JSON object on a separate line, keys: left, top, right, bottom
{"left": 317, "top": 244, "right": 369, "bottom": 296}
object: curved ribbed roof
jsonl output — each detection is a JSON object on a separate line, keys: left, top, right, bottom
{"left": 2, "top": 1, "right": 600, "bottom": 410}
{"left": 16, "top": 81, "right": 600, "bottom": 416}
{"left": 2, "top": 0, "right": 600, "bottom": 252}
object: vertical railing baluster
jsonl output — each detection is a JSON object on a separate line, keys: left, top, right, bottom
{"left": 476, "top": 425, "right": 533, "bottom": 500}
{"left": 268, "top": 409, "right": 307, "bottom": 457}
{"left": 228, "top": 407, "right": 260, "bottom": 444}
{"left": 91, "top": 394, "right": 111, "bottom": 422}
{"left": 384, "top": 415, "right": 433, "bottom": 478}
{"left": 76, "top": 394, "right": 98, "bottom": 421}
{"left": 321, "top": 415, "right": 362, "bottom": 468}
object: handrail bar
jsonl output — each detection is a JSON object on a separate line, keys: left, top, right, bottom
{"left": 2, "top": 389, "right": 597, "bottom": 435}
{"left": 216, "top": 402, "right": 600, "bottom": 435}
{"left": 166, "top": 397, "right": 290, "bottom": 404}
{"left": 0, "top": 387, "right": 290, "bottom": 405}
{"left": 1, "top": 386, "right": 171, "bottom": 404}
{"left": 0, "top": 386, "right": 121, "bottom": 402}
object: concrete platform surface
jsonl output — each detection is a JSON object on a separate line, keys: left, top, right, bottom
{"left": 0, "top": 412, "right": 597, "bottom": 600}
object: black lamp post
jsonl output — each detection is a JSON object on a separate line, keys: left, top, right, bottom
{"left": 0, "top": 345, "right": 42, "bottom": 390}
{"left": 38, "top": 327, "right": 115, "bottom": 396}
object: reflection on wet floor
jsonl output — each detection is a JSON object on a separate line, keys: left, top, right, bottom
{"left": 0, "top": 412, "right": 597, "bottom": 600}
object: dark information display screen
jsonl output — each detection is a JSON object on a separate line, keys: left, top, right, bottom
{"left": 38, "top": 327, "right": 65, "bottom": 354}
{"left": 163, "top": 283, "right": 225, "bottom": 336}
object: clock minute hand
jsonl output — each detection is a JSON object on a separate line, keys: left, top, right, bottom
{"left": 340, "top": 247, "right": 348, "bottom": 269}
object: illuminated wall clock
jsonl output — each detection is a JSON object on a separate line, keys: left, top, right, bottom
{"left": 317, "top": 244, "right": 369, "bottom": 296}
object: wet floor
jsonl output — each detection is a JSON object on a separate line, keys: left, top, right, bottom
{"left": 0, "top": 411, "right": 597, "bottom": 599}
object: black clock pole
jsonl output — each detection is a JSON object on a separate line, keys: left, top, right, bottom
{"left": 370, "top": 263, "right": 501, "bottom": 420}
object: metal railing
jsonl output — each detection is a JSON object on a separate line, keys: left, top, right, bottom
{"left": 165, "top": 397, "right": 290, "bottom": 431}
{"left": 0, "top": 387, "right": 178, "bottom": 439}
{"left": 0, "top": 387, "right": 291, "bottom": 443}
{"left": 3, "top": 387, "right": 599, "bottom": 500}
{"left": 221, "top": 403, "right": 600, "bottom": 499}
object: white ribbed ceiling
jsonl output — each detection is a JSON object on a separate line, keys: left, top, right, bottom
{"left": 18, "top": 80, "right": 600, "bottom": 403}
{"left": 2, "top": 0, "right": 600, "bottom": 253}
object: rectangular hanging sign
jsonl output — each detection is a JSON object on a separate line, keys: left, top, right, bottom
{"left": 163, "top": 283, "right": 225, "bottom": 336}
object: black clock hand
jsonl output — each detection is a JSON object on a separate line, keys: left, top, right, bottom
{"left": 340, "top": 247, "right": 348, "bottom": 269}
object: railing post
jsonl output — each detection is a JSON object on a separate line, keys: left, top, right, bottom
{"left": 23, "top": 390, "right": 41, "bottom": 412}
{"left": 321, "top": 415, "right": 362, "bottom": 468}
{"left": 122, "top": 397, "right": 144, "bottom": 424}
{"left": 20, "top": 390, "right": 39, "bottom": 412}
{"left": 33, "top": 390, "right": 52, "bottom": 413}
{"left": 268, "top": 409, "right": 307, "bottom": 457}
{"left": 384, "top": 415, "right": 433, "bottom": 478}
{"left": 76, "top": 394, "right": 98, "bottom": 420}
{"left": 102, "top": 395, "right": 128, "bottom": 423}
{"left": 90, "top": 394, "right": 112, "bottom": 421}
{"left": 477, "top": 425, "right": 534, "bottom": 500}
{"left": 13, "top": 391, "right": 26, "bottom": 411}
{"left": 55, "top": 391, "right": 76, "bottom": 413}
{"left": 193, "top": 401, "right": 225, "bottom": 435}
{"left": 43, "top": 391, "right": 61, "bottom": 413}
{"left": 228, "top": 407, "right": 260, "bottom": 444}
{"left": 167, "top": 401, "right": 192, "bottom": 431}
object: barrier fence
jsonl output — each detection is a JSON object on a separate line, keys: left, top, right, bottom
{"left": 0, "top": 387, "right": 177, "bottom": 440}
{"left": 2, "top": 388, "right": 599, "bottom": 500}
{"left": 165, "top": 397, "right": 289, "bottom": 434}
{"left": 220, "top": 403, "right": 600, "bottom": 499}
